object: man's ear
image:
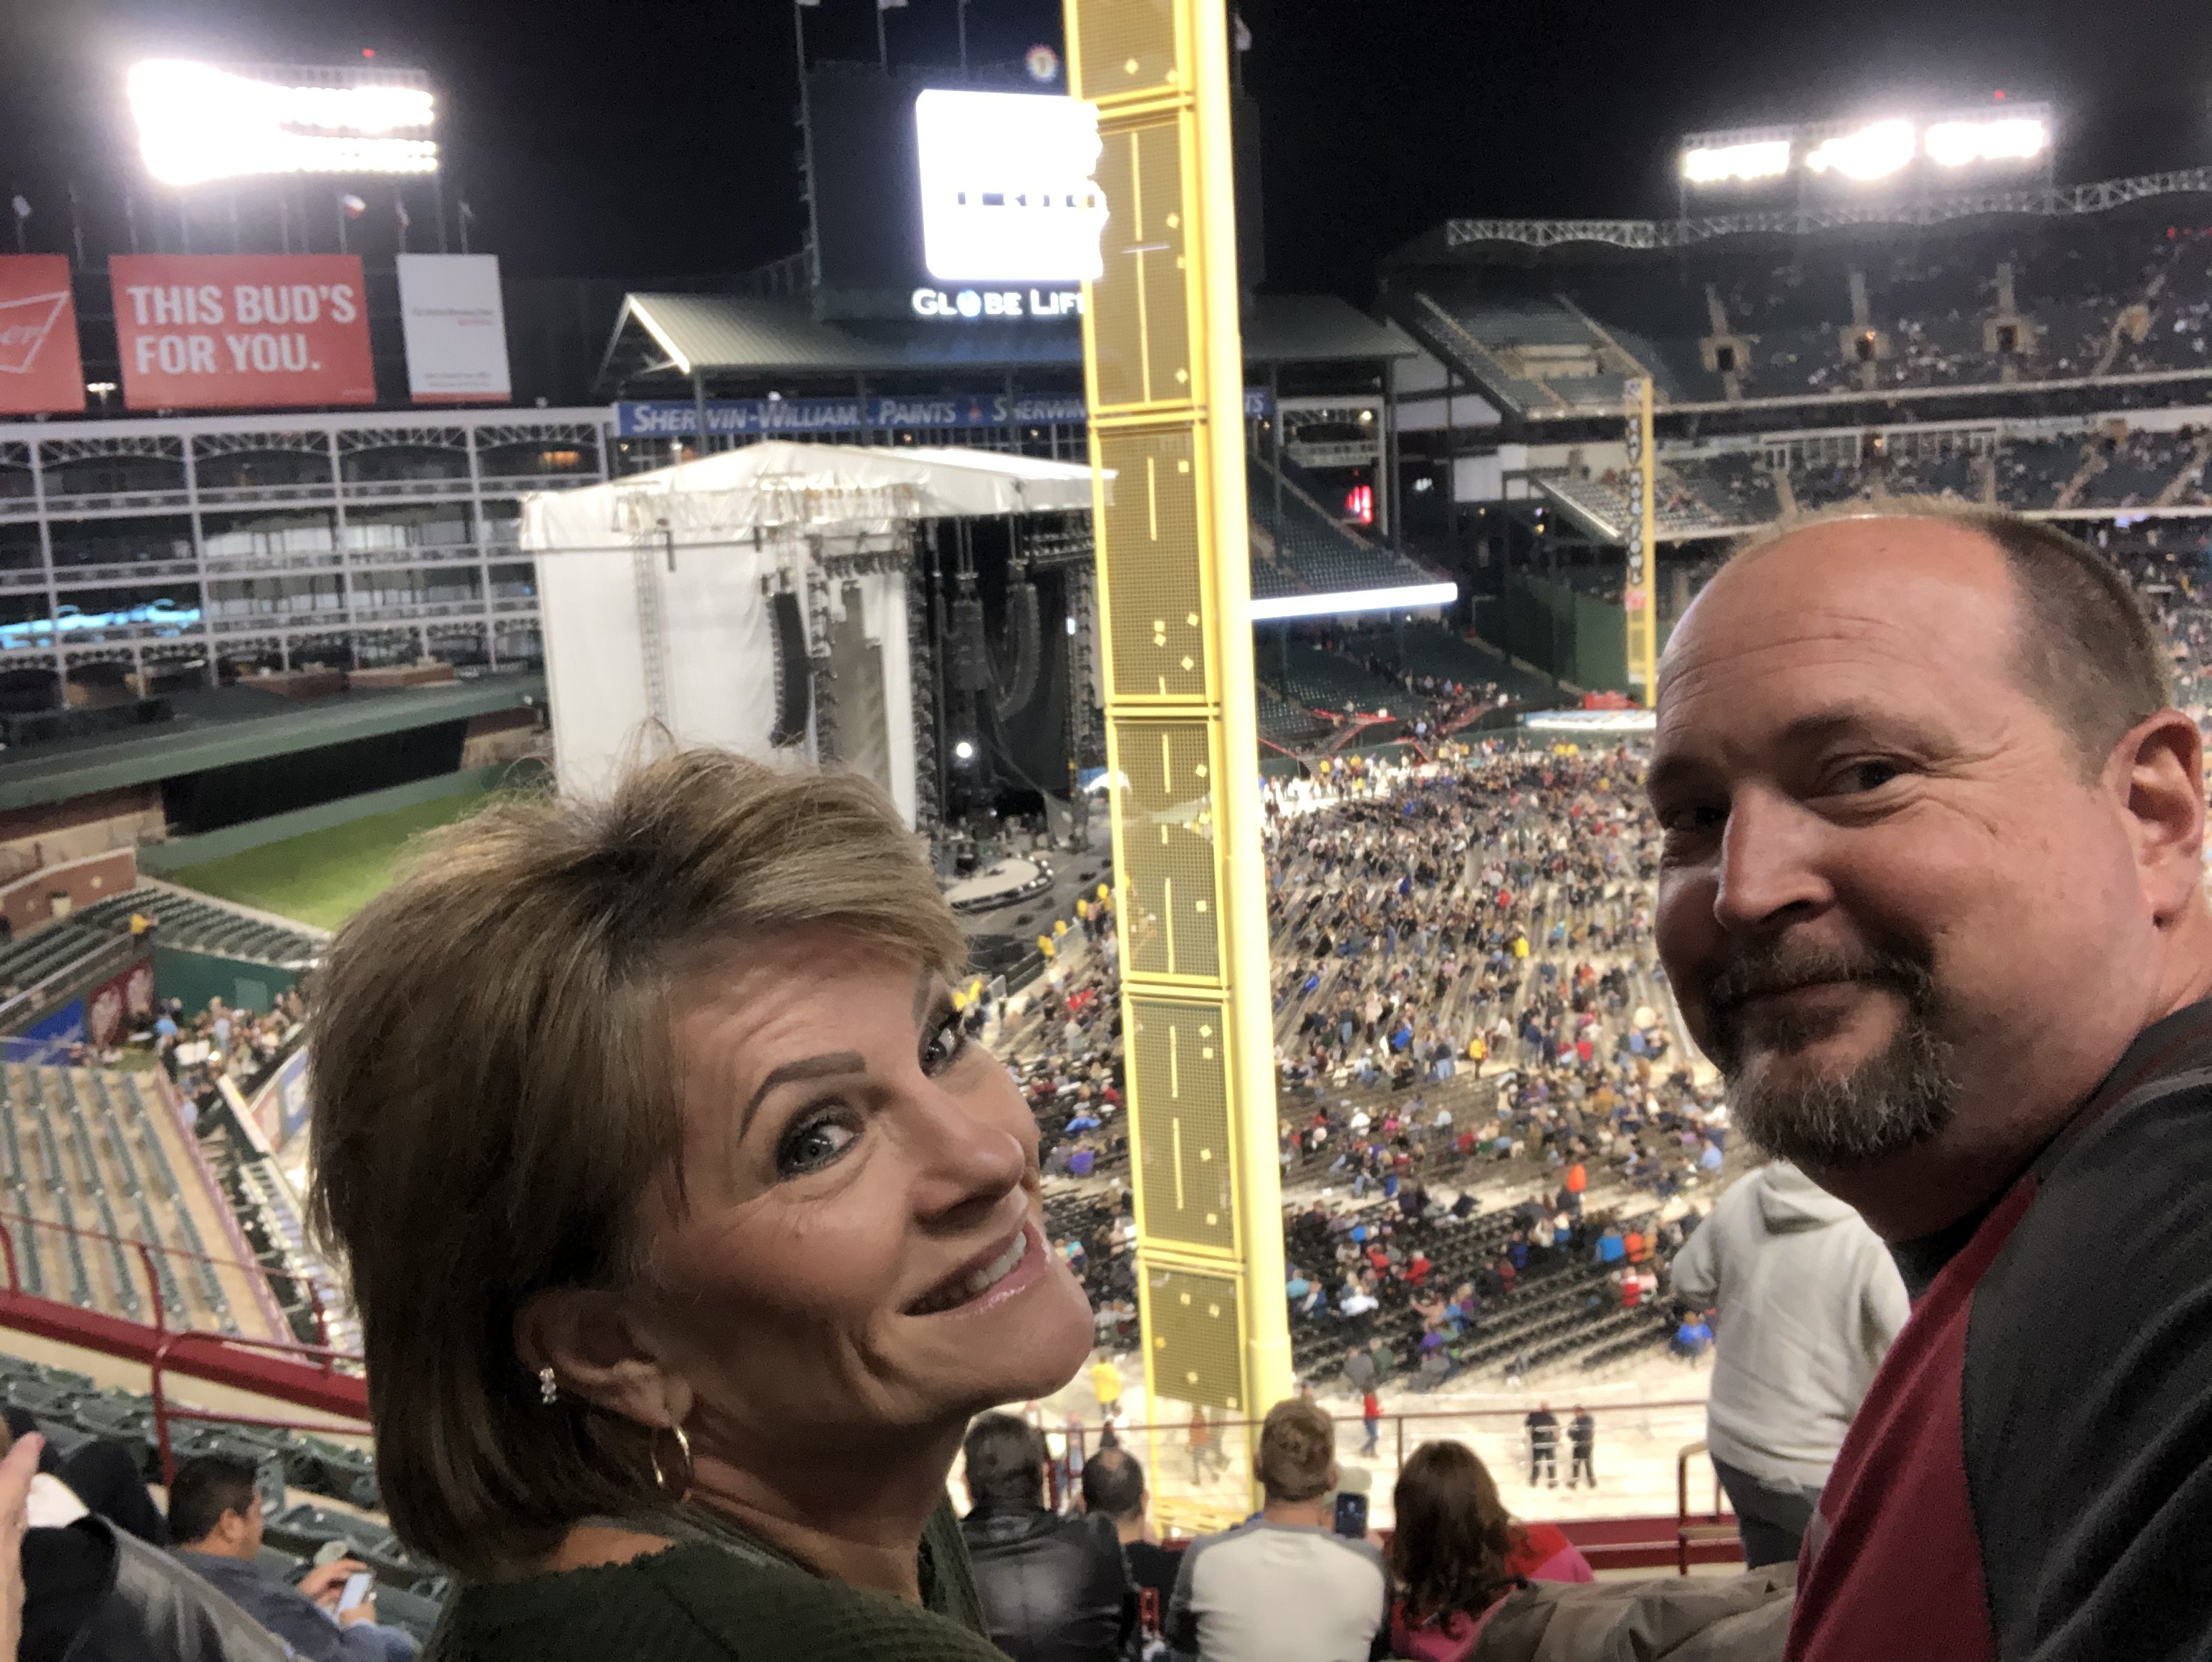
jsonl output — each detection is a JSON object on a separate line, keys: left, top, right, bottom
{"left": 2110, "top": 708, "right": 2207, "bottom": 926}
{"left": 516, "top": 1287, "right": 692, "bottom": 1431}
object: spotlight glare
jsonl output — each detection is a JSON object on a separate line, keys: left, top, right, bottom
{"left": 1804, "top": 119, "right": 1915, "bottom": 181}
{"left": 128, "top": 59, "right": 440, "bottom": 186}
{"left": 1681, "top": 140, "right": 1792, "bottom": 184}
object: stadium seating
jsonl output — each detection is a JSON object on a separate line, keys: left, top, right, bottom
{"left": 1276, "top": 644, "right": 1409, "bottom": 716}
{"left": 1395, "top": 209, "right": 2212, "bottom": 413}
{"left": 0, "top": 1349, "right": 441, "bottom": 1638}
{"left": 76, "top": 888, "right": 322, "bottom": 969}
{"left": 0, "top": 923, "right": 133, "bottom": 1018}
{"left": 1249, "top": 455, "right": 1436, "bottom": 595}
{"left": 0, "top": 1063, "right": 289, "bottom": 1340}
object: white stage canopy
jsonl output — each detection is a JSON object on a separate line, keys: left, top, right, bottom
{"left": 521, "top": 442, "right": 1100, "bottom": 821}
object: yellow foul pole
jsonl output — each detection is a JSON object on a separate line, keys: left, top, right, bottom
{"left": 1624, "top": 376, "right": 1659, "bottom": 706}
{"left": 1064, "top": 0, "right": 1294, "bottom": 1469}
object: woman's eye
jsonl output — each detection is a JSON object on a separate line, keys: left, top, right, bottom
{"left": 776, "top": 1116, "right": 857, "bottom": 1178}
{"left": 923, "top": 1015, "right": 966, "bottom": 1075}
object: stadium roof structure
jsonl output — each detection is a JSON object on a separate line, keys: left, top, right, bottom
{"left": 1388, "top": 164, "right": 2212, "bottom": 260}
{"left": 599, "top": 292, "right": 1413, "bottom": 389}
{"left": 0, "top": 674, "right": 544, "bottom": 812}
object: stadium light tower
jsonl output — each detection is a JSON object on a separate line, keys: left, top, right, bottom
{"left": 127, "top": 60, "right": 439, "bottom": 186}
{"left": 1064, "top": 0, "right": 1294, "bottom": 1509}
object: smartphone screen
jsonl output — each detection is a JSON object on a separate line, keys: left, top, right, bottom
{"left": 1333, "top": 1492, "right": 1367, "bottom": 1539}
{"left": 337, "top": 1572, "right": 372, "bottom": 1614}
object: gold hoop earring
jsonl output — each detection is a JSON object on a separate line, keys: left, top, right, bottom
{"left": 649, "top": 1422, "right": 693, "bottom": 1505}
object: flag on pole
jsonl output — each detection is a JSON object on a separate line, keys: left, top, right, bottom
{"left": 395, "top": 200, "right": 410, "bottom": 230}
{"left": 340, "top": 193, "right": 367, "bottom": 218}
{"left": 9, "top": 196, "right": 29, "bottom": 224}
{"left": 1234, "top": 11, "right": 1253, "bottom": 51}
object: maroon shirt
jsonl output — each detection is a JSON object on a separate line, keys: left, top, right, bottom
{"left": 1789, "top": 1000, "right": 2212, "bottom": 1662}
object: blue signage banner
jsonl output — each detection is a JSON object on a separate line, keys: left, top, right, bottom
{"left": 615, "top": 387, "right": 1273, "bottom": 439}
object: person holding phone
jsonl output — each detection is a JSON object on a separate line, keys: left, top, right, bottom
{"left": 168, "top": 1456, "right": 416, "bottom": 1661}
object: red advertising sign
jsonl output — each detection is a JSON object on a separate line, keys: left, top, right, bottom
{"left": 110, "top": 254, "right": 375, "bottom": 411}
{"left": 0, "top": 255, "right": 85, "bottom": 416}
{"left": 85, "top": 957, "right": 155, "bottom": 1051}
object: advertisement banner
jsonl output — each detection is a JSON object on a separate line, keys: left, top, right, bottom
{"left": 613, "top": 387, "right": 1270, "bottom": 440}
{"left": 0, "top": 255, "right": 85, "bottom": 416}
{"left": 110, "top": 254, "right": 375, "bottom": 411}
{"left": 85, "top": 956, "right": 156, "bottom": 1051}
{"left": 396, "top": 254, "right": 511, "bottom": 405}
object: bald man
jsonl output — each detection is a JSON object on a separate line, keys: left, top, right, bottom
{"left": 1647, "top": 503, "right": 2212, "bottom": 1662}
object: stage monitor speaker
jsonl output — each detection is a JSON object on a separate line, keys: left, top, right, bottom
{"left": 767, "top": 590, "right": 812, "bottom": 749}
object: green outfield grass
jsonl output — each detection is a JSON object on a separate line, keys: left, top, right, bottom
{"left": 164, "top": 789, "right": 496, "bottom": 933}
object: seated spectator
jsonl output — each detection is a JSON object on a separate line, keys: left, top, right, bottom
{"left": 1167, "top": 1398, "right": 1388, "bottom": 1662}
{"left": 958, "top": 1415, "right": 1131, "bottom": 1662}
{"left": 1079, "top": 1449, "right": 1179, "bottom": 1634}
{"left": 11, "top": 1424, "right": 283, "bottom": 1662}
{"left": 1388, "top": 1440, "right": 1595, "bottom": 1661}
{"left": 168, "top": 1456, "right": 414, "bottom": 1662}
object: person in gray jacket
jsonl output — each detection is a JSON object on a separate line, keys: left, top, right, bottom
{"left": 1668, "top": 1161, "right": 1909, "bottom": 1568}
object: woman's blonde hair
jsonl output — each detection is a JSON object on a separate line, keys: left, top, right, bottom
{"left": 306, "top": 751, "right": 963, "bottom": 1578}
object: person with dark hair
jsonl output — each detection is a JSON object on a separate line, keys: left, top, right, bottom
{"left": 1564, "top": 1411, "right": 1595, "bottom": 1491}
{"left": 1651, "top": 502, "right": 2212, "bottom": 1659}
{"left": 305, "top": 754, "right": 1097, "bottom": 1662}
{"left": 1521, "top": 1407, "right": 1557, "bottom": 1489}
{"left": 1078, "top": 1449, "right": 1177, "bottom": 1633}
{"left": 169, "top": 1456, "right": 412, "bottom": 1662}
{"left": 11, "top": 1426, "right": 283, "bottom": 1662}
{"left": 956, "top": 1414, "right": 1129, "bottom": 1662}
{"left": 1387, "top": 1441, "right": 1592, "bottom": 1661}
{"left": 1167, "top": 1399, "right": 1388, "bottom": 1662}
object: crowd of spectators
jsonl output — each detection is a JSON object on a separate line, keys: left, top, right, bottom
{"left": 154, "top": 989, "right": 306, "bottom": 1113}
{"left": 1000, "top": 744, "right": 1738, "bottom": 1404}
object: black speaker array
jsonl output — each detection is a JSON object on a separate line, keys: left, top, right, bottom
{"left": 995, "top": 579, "right": 1041, "bottom": 719}
{"left": 948, "top": 595, "right": 994, "bottom": 692}
{"left": 767, "top": 590, "right": 812, "bottom": 748}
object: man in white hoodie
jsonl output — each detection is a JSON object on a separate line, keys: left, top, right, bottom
{"left": 1669, "top": 1161, "right": 1908, "bottom": 1567}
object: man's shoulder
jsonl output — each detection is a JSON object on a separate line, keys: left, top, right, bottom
{"left": 1188, "top": 1521, "right": 1384, "bottom": 1579}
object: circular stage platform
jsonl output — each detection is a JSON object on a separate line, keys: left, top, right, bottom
{"left": 943, "top": 855, "right": 1055, "bottom": 914}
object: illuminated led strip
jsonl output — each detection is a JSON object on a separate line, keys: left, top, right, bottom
{"left": 1247, "top": 580, "right": 1458, "bottom": 622}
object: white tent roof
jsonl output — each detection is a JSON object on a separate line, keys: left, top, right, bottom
{"left": 522, "top": 440, "right": 1100, "bottom": 552}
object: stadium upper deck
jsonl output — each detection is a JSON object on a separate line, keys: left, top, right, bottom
{"left": 1384, "top": 172, "right": 2212, "bottom": 424}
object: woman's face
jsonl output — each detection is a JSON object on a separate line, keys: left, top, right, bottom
{"left": 633, "top": 927, "right": 1095, "bottom": 1459}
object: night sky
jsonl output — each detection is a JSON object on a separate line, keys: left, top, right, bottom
{"left": 2, "top": 0, "right": 2210, "bottom": 297}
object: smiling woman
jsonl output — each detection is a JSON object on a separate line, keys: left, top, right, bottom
{"left": 304, "top": 750, "right": 1095, "bottom": 1662}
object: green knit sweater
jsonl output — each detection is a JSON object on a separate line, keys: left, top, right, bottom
{"left": 424, "top": 1500, "right": 1003, "bottom": 1662}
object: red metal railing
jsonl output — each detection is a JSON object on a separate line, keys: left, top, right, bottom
{"left": 148, "top": 1327, "right": 369, "bottom": 1484}
{"left": 0, "top": 1209, "right": 365, "bottom": 1421}
{"left": 0, "top": 1209, "right": 328, "bottom": 1350}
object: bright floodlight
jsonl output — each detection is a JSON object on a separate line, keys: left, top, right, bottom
{"left": 915, "top": 89, "right": 1107, "bottom": 283}
{"left": 1804, "top": 119, "right": 1915, "bottom": 181}
{"left": 128, "top": 61, "right": 439, "bottom": 186}
{"left": 1248, "top": 582, "right": 1458, "bottom": 623}
{"left": 1924, "top": 117, "right": 2047, "bottom": 168}
{"left": 1681, "top": 140, "right": 1792, "bottom": 185}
